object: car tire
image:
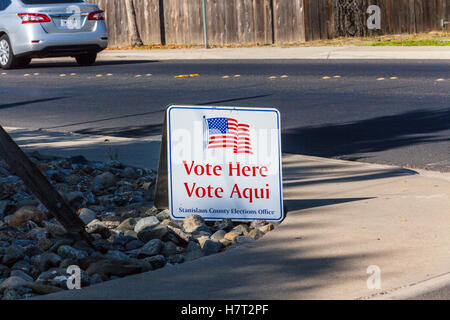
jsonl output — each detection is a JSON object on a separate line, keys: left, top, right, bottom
{"left": 0, "top": 35, "right": 23, "bottom": 70}
{"left": 75, "top": 53, "right": 97, "bottom": 66}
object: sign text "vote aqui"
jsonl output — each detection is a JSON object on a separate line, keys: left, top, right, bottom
{"left": 183, "top": 161, "right": 270, "bottom": 203}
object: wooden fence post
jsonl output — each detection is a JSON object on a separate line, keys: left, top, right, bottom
{"left": 0, "top": 125, "right": 90, "bottom": 239}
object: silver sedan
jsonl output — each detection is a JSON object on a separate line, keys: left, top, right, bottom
{"left": 0, "top": 0, "right": 108, "bottom": 69}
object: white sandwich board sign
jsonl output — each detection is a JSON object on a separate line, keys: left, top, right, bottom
{"left": 166, "top": 105, "right": 283, "bottom": 221}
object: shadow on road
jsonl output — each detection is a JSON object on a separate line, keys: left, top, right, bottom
{"left": 27, "top": 59, "right": 159, "bottom": 69}
{"left": 47, "top": 94, "right": 272, "bottom": 136}
{"left": 75, "top": 124, "right": 164, "bottom": 138}
{"left": 0, "top": 97, "right": 67, "bottom": 111}
{"left": 282, "top": 107, "right": 450, "bottom": 158}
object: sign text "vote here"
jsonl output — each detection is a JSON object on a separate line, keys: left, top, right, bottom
{"left": 182, "top": 161, "right": 270, "bottom": 203}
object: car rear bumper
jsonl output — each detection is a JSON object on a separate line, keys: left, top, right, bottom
{"left": 12, "top": 22, "right": 108, "bottom": 57}
{"left": 17, "top": 44, "right": 105, "bottom": 58}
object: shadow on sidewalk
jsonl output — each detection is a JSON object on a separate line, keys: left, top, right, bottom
{"left": 285, "top": 198, "right": 375, "bottom": 212}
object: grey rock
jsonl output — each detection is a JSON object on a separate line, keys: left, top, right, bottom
{"left": 122, "top": 167, "right": 138, "bottom": 179}
{"left": 11, "top": 260, "right": 32, "bottom": 274}
{"left": 49, "top": 275, "right": 68, "bottom": 288}
{"left": 35, "top": 253, "right": 63, "bottom": 272}
{"left": 138, "top": 225, "right": 168, "bottom": 242}
{"left": 220, "top": 239, "right": 233, "bottom": 247}
{"left": 224, "top": 231, "right": 240, "bottom": 242}
{"left": 128, "top": 258, "right": 153, "bottom": 273}
{"left": 125, "top": 239, "right": 144, "bottom": 251}
{"left": 197, "top": 236, "right": 210, "bottom": 249}
{"left": 24, "top": 246, "right": 44, "bottom": 258}
{"left": 0, "top": 200, "right": 12, "bottom": 217}
{"left": 27, "top": 228, "right": 48, "bottom": 241}
{"left": 69, "top": 155, "right": 89, "bottom": 165}
{"left": 86, "top": 260, "right": 141, "bottom": 277}
{"left": 186, "top": 241, "right": 201, "bottom": 252}
{"left": 259, "top": 223, "right": 275, "bottom": 233}
{"left": 143, "top": 206, "right": 158, "bottom": 217}
{"left": 134, "top": 216, "right": 159, "bottom": 233}
{"left": 144, "top": 255, "right": 166, "bottom": 269}
{"left": 66, "top": 191, "right": 84, "bottom": 205}
{"left": 167, "top": 254, "right": 184, "bottom": 264}
{"left": 161, "top": 241, "right": 177, "bottom": 257}
{"left": 248, "top": 228, "right": 265, "bottom": 240}
{"left": 0, "top": 265, "right": 10, "bottom": 278}
{"left": 2, "top": 245, "right": 26, "bottom": 267}
{"left": 156, "top": 209, "right": 170, "bottom": 222}
{"left": 12, "top": 239, "right": 36, "bottom": 247}
{"left": 117, "top": 218, "right": 138, "bottom": 231}
{"left": 250, "top": 220, "right": 266, "bottom": 229}
{"left": 137, "top": 239, "right": 163, "bottom": 258}
{"left": 0, "top": 276, "right": 31, "bottom": 292}
{"left": 19, "top": 220, "right": 39, "bottom": 233}
{"left": 57, "top": 245, "right": 87, "bottom": 261}
{"left": 233, "top": 224, "right": 250, "bottom": 235}
{"left": 26, "top": 283, "right": 63, "bottom": 295}
{"left": 10, "top": 270, "right": 34, "bottom": 282}
{"left": 36, "top": 269, "right": 65, "bottom": 284}
{"left": 184, "top": 241, "right": 204, "bottom": 262}
{"left": 201, "top": 240, "right": 223, "bottom": 256}
{"left": 215, "top": 218, "right": 234, "bottom": 231}
{"left": 42, "top": 221, "right": 68, "bottom": 238}
{"left": 111, "top": 235, "right": 130, "bottom": 246}
{"left": 123, "top": 230, "right": 138, "bottom": 238}
{"left": 49, "top": 238, "right": 74, "bottom": 253}
{"left": 86, "top": 220, "right": 111, "bottom": 239}
{"left": 2, "top": 286, "right": 32, "bottom": 300}
{"left": 59, "top": 259, "right": 78, "bottom": 269}
{"left": 90, "top": 273, "right": 103, "bottom": 285}
{"left": 65, "top": 174, "right": 81, "bottom": 185}
{"left": 143, "top": 185, "right": 156, "bottom": 201}
{"left": 78, "top": 208, "right": 97, "bottom": 225}
{"left": 167, "top": 226, "right": 193, "bottom": 244}
{"left": 184, "top": 250, "right": 204, "bottom": 262}
{"left": 73, "top": 240, "right": 95, "bottom": 255}
{"left": 104, "top": 250, "right": 129, "bottom": 262}
{"left": 38, "top": 238, "right": 53, "bottom": 251}
{"left": 191, "top": 225, "right": 212, "bottom": 236}
{"left": 93, "top": 172, "right": 117, "bottom": 188}
{"left": 183, "top": 214, "right": 206, "bottom": 233}
{"left": 235, "top": 236, "right": 255, "bottom": 244}
{"left": 210, "top": 229, "right": 226, "bottom": 241}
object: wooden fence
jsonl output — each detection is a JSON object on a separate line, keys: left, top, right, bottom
{"left": 91, "top": 0, "right": 449, "bottom": 47}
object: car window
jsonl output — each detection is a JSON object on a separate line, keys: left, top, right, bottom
{"left": 0, "top": 0, "right": 12, "bottom": 11}
{"left": 21, "top": 0, "right": 84, "bottom": 4}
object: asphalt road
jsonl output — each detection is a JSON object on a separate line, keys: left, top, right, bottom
{"left": 0, "top": 59, "right": 449, "bottom": 171}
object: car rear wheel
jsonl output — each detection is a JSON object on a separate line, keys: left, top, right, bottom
{"left": 75, "top": 53, "right": 97, "bottom": 66}
{"left": 0, "top": 35, "right": 19, "bottom": 70}
{"left": 0, "top": 35, "right": 30, "bottom": 70}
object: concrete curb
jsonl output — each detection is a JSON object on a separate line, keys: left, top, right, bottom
{"left": 98, "top": 46, "right": 450, "bottom": 60}
{"left": 367, "top": 272, "right": 450, "bottom": 300}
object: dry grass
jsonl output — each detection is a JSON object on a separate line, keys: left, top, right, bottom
{"left": 106, "top": 31, "right": 450, "bottom": 50}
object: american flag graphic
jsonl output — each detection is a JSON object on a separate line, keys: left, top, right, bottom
{"left": 204, "top": 117, "right": 253, "bottom": 154}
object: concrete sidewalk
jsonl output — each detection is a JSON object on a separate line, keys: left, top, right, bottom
{"left": 98, "top": 46, "right": 450, "bottom": 61}
{"left": 6, "top": 127, "right": 450, "bottom": 300}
